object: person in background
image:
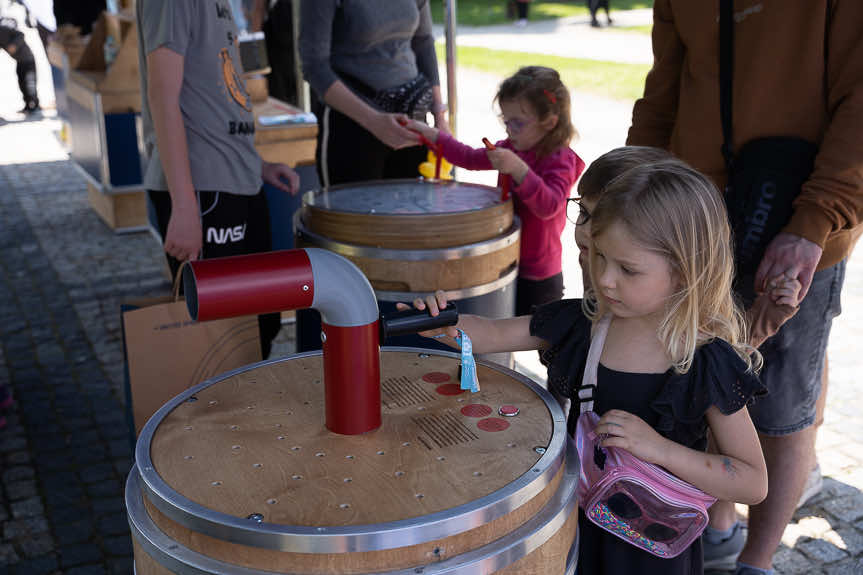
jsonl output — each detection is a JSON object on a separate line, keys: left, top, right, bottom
{"left": 408, "top": 66, "right": 585, "bottom": 317}
{"left": 299, "top": 0, "right": 448, "bottom": 189}
{"left": 627, "top": 3, "right": 863, "bottom": 573}
{"left": 0, "top": 15, "right": 39, "bottom": 114}
{"left": 136, "top": 0, "right": 300, "bottom": 359}
{"left": 515, "top": 0, "right": 530, "bottom": 27}
{"left": 587, "top": 0, "right": 613, "bottom": 28}
{"left": 18, "top": 0, "right": 54, "bottom": 49}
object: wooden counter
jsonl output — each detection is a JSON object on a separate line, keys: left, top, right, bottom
{"left": 253, "top": 97, "right": 317, "bottom": 167}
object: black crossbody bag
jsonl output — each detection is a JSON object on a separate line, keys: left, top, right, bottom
{"left": 719, "top": 0, "right": 830, "bottom": 302}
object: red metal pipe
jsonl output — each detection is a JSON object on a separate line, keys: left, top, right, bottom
{"left": 185, "top": 250, "right": 315, "bottom": 321}
{"left": 323, "top": 322, "right": 381, "bottom": 434}
{"left": 184, "top": 248, "right": 382, "bottom": 435}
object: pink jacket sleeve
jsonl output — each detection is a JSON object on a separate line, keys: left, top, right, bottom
{"left": 515, "top": 149, "right": 585, "bottom": 220}
{"left": 437, "top": 132, "right": 494, "bottom": 170}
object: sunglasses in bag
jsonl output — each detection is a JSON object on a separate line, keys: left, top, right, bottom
{"left": 573, "top": 315, "right": 716, "bottom": 558}
{"left": 574, "top": 411, "right": 716, "bottom": 558}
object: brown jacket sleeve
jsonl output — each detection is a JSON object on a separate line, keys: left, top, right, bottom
{"left": 746, "top": 294, "right": 798, "bottom": 350}
{"left": 626, "top": 0, "right": 684, "bottom": 148}
{"left": 784, "top": 0, "right": 863, "bottom": 253}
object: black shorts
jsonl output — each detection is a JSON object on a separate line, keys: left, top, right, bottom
{"left": 148, "top": 189, "right": 272, "bottom": 278}
{"left": 148, "top": 189, "right": 281, "bottom": 357}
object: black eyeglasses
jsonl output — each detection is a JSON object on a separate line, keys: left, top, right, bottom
{"left": 566, "top": 197, "right": 591, "bottom": 225}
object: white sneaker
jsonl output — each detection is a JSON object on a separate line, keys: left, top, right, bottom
{"left": 796, "top": 464, "right": 823, "bottom": 509}
{"left": 515, "top": 19, "right": 527, "bottom": 28}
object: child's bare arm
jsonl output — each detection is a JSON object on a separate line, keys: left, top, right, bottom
{"left": 396, "top": 291, "right": 546, "bottom": 353}
{"left": 596, "top": 406, "right": 767, "bottom": 504}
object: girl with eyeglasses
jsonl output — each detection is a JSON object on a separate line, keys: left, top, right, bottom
{"left": 401, "top": 158, "right": 797, "bottom": 574}
{"left": 407, "top": 66, "right": 585, "bottom": 316}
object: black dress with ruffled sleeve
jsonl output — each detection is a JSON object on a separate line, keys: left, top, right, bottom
{"left": 529, "top": 299, "right": 765, "bottom": 575}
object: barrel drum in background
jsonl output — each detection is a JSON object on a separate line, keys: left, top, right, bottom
{"left": 294, "top": 180, "right": 520, "bottom": 364}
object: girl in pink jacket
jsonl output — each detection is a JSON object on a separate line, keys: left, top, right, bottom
{"left": 409, "top": 65, "right": 585, "bottom": 315}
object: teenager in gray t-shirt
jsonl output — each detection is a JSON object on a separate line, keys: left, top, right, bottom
{"left": 137, "top": 0, "right": 300, "bottom": 358}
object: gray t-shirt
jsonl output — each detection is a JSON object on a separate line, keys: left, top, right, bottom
{"left": 299, "top": 0, "right": 439, "bottom": 98}
{"left": 137, "top": 0, "right": 261, "bottom": 195}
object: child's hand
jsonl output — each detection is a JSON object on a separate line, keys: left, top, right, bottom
{"left": 486, "top": 148, "right": 529, "bottom": 184}
{"left": 405, "top": 119, "right": 440, "bottom": 143}
{"left": 395, "top": 290, "right": 460, "bottom": 339}
{"left": 595, "top": 410, "right": 670, "bottom": 466}
{"left": 765, "top": 274, "right": 802, "bottom": 307}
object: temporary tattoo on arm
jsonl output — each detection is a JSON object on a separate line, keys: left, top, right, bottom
{"left": 722, "top": 457, "right": 738, "bottom": 478}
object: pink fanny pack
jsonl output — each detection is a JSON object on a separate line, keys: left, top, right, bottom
{"left": 572, "top": 315, "right": 716, "bottom": 558}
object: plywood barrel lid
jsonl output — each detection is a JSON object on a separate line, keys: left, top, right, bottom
{"left": 137, "top": 349, "right": 565, "bottom": 551}
{"left": 301, "top": 180, "right": 513, "bottom": 249}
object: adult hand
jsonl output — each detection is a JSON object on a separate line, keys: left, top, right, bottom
{"left": 754, "top": 232, "right": 823, "bottom": 304}
{"left": 487, "top": 148, "right": 529, "bottom": 184}
{"left": 164, "top": 202, "right": 202, "bottom": 263}
{"left": 369, "top": 112, "right": 422, "bottom": 149}
{"left": 262, "top": 161, "right": 300, "bottom": 195}
{"left": 594, "top": 409, "right": 670, "bottom": 466}
{"left": 405, "top": 119, "right": 440, "bottom": 143}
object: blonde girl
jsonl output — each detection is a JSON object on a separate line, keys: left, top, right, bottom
{"left": 403, "top": 158, "right": 771, "bottom": 574}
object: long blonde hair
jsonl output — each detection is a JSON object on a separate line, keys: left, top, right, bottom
{"left": 585, "top": 159, "right": 761, "bottom": 374}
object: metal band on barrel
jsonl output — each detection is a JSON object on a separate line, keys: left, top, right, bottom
{"left": 127, "top": 437, "right": 579, "bottom": 573}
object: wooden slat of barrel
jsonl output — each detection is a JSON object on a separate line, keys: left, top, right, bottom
{"left": 139, "top": 468, "right": 564, "bottom": 574}
{"left": 302, "top": 180, "right": 513, "bottom": 249}
{"left": 304, "top": 203, "right": 513, "bottom": 249}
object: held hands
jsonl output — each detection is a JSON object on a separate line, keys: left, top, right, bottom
{"left": 765, "top": 273, "right": 803, "bottom": 307}
{"left": 262, "top": 161, "right": 300, "bottom": 195}
{"left": 594, "top": 410, "right": 669, "bottom": 466}
{"left": 755, "top": 232, "right": 823, "bottom": 304}
{"left": 486, "top": 148, "right": 529, "bottom": 184}
{"left": 405, "top": 119, "right": 440, "bottom": 144}
{"left": 395, "top": 290, "right": 460, "bottom": 340}
{"left": 370, "top": 113, "right": 422, "bottom": 149}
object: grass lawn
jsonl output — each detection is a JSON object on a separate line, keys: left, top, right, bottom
{"left": 436, "top": 44, "right": 650, "bottom": 102}
{"left": 431, "top": 0, "right": 653, "bottom": 27}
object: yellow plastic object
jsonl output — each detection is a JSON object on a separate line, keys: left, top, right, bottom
{"left": 419, "top": 150, "right": 453, "bottom": 180}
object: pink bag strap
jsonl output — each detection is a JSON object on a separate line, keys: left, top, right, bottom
{"left": 579, "top": 314, "right": 612, "bottom": 414}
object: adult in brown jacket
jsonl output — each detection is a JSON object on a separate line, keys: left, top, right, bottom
{"left": 627, "top": 2, "right": 863, "bottom": 574}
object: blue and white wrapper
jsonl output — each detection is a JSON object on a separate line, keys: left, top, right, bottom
{"left": 455, "top": 329, "right": 480, "bottom": 393}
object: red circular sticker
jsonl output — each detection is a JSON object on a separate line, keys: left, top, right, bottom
{"left": 460, "top": 404, "right": 492, "bottom": 418}
{"left": 477, "top": 418, "right": 510, "bottom": 432}
{"left": 423, "top": 372, "right": 451, "bottom": 383}
{"left": 435, "top": 383, "right": 464, "bottom": 396}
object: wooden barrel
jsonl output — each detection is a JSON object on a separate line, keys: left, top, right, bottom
{"left": 128, "top": 349, "right": 578, "bottom": 574}
{"left": 295, "top": 180, "right": 520, "bottom": 294}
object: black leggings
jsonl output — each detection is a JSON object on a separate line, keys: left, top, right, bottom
{"left": 314, "top": 101, "right": 427, "bottom": 187}
{"left": 516, "top": 273, "right": 564, "bottom": 317}
{"left": 517, "top": 1, "right": 529, "bottom": 19}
